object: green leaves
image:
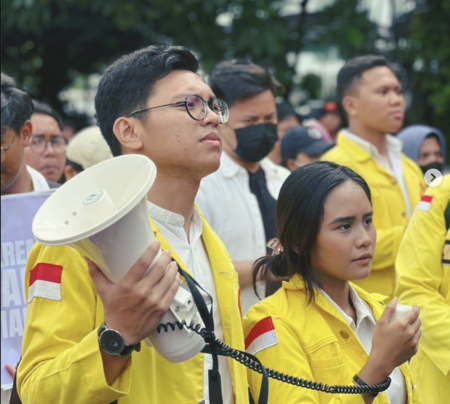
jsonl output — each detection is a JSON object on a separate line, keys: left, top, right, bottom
{"left": 1, "top": 0, "right": 449, "bottom": 151}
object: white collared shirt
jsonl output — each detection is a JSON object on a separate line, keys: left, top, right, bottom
{"left": 147, "top": 202, "right": 233, "bottom": 404}
{"left": 322, "top": 286, "right": 406, "bottom": 404}
{"left": 27, "top": 165, "right": 50, "bottom": 192}
{"left": 340, "top": 130, "right": 412, "bottom": 218}
{"left": 196, "top": 152, "right": 290, "bottom": 314}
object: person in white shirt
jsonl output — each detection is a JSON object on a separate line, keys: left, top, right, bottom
{"left": 196, "top": 60, "right": 290, "bottom": 314}
{"left": 1, "top": 73, "right": 53, "bottom": 197}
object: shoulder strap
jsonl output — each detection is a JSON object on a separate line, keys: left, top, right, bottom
{"left": 445, "top": 199, "right": 450, "bottom": 231}
{"left": 9, "top": 368, "right": 21, "bottom": 404}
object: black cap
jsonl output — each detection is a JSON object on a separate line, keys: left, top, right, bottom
{"left": 281, "top": 126, "right": 334, "bottom": 163}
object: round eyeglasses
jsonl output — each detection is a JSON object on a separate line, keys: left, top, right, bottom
{"left": 29, "top": 135, "right": 68, "bottom": 155}
{"left": 127, "top": 95, "right": 229, "bottom": 124}
{"left": 1, "top": 133, "right": 19, "bottom": 163}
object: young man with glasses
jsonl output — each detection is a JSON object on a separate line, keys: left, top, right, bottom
{"left": 24, "top": 100, "right": 67, "bottom": 184}
{"left": 1, "top": 73, "right": 58, "bottom": 196}
{"left": 18, "top": 46, "right": 249, "bottom": 404}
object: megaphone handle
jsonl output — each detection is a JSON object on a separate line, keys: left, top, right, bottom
{"left": 208, "top": 369, "right": 223, "bottom": 404}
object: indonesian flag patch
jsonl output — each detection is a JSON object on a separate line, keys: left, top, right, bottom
{"left": 416, "top": 195, "right": 434, "bottom": 212}
{"left": 245, "top": 316, "right": 279, "bottom": 355}
{"left": 28, "top": 263, "right": 63, "bottom": 303}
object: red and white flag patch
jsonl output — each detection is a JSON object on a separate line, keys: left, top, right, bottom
{"left": 28, "top": 263, "right": 63, "bottom": 303}
{"left": 416, "top": 195, "right": 434, "bottom": 212}
{"left": 245, "top": 316, "right": 278, "bottom": 355}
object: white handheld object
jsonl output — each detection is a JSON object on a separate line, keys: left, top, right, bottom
{"left": 392, "top": 303, "right": 413, "bottom": 322}
{"left": 33, "top": 154, "right": 206, "bottom": 362}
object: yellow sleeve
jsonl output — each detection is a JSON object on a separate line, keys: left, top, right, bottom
{"left": 17, "top": 244, "right": 132, "bottom": 404}
{"left": 371, "top": 225, "right": 405, "bottom": 271}
{"left": 395, "top": 182, "right": 450, "bottom": 377}
{"left": 243, "top": 302, "right": 365, "bottom": 404}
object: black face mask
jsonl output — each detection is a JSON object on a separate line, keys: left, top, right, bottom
{"left": 419, "top": 161, "right": 444, "bottom": 175}
{"left": 233, "top": 123, "right": 278, "bottom": 163}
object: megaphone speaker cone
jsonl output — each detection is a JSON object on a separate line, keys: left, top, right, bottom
{"left": 32, "top": 154, "right": 160, "bottom": 283}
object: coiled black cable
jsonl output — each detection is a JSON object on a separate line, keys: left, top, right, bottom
{"left": 156, "top": 320, "right": 391, "bottom": 396}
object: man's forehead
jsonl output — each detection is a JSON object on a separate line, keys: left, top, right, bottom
{"left": 31, "top": 114, "right": 61, "bottom": 134}
{"left": 361, "top": 66, "right": 399, "bottom": 86}
{"left": 153, "top": 70, "right": 213, "bottom": 100}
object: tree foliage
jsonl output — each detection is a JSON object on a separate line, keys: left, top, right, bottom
{"left": 2, "top": 0, "right": 449, "bottom": 148}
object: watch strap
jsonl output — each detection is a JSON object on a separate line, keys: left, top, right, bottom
{"left": 98, "top": 322, "right": 141, "bottom": 356}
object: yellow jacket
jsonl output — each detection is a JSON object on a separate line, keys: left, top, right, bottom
{"left": 17, "top": 214, "right": 249, "bottom": 404}
{"left": 322, "top": 134, "right": 424, "bottom": 299}
{"left": 395, "top": 175, "right": 450, "bottom": 403}
{"left": 243, "top": 277, "right": 421, "bottom": 404}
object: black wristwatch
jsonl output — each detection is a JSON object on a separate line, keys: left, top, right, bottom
{"left": 98, "top": 322, "right": 141, "bottom": 357}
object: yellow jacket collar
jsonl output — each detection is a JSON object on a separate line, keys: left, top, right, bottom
{"left": 337, "top": 132, "right": 373, "bottom": 163}
{"left": 283, "top": 274, "right": 387, "bottom": 320}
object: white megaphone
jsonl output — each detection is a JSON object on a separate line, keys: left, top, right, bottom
{"left": 32, "top": 154, "right": 208, "bottom": 363}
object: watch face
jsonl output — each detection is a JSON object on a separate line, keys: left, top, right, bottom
{"left": 100, "top": 329, "right": 125, "bottom": 355}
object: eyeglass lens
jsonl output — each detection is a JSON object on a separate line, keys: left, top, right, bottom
{"left": 185, "top": 95, "right": 228, "bottom": 123}
{"left": 31, "top": 136, "right": 67, "bottom": 154}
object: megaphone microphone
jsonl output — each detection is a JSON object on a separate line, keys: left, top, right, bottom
{"left": 32, "top": 154, "right": 208, "bottom": 363}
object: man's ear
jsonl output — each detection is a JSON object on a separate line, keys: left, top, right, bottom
{"left": 287, "top": 158, "right": 298, "bottom": 172}
{"left": 20, "top": 120, "right": 33, "bottom": 147}
{"left": 342, "top": 95, "right": 358, "bottom": 118}
{"left": 113, "top": 117, "right": 144, "bottom": 152}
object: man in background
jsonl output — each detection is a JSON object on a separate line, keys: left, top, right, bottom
{"left": 24, "top": 101, "right": 67, "bottom": 184}
{"left": 196, "top": 60, "right": 290, "bottom": 313}
{"left": 281, "top": 125, "right": 334, "bottom": 171}
{"left": 1, "top": 73, "right": 57, "bottom": 196}
{"left": 322, "top": 55, "right": 424, "bottom": 300}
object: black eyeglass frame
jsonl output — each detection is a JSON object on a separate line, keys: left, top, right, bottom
{"left": 1, "top": 132, "right": 19, "bottom": 163}
{"left": 127, "top": 95, "right": 229, "bottom": 124}
{"left": 29, "top": 135, "right": 68, "bottom": 155}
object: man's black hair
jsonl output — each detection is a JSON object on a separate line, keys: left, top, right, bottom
{"left": 32, "top": 100, "right": 62, "bottom": 130}
{"left": 337, "top": 55, "right": 395, "bottom": 103}
{"left": 95, "top": 45, "right": 199, "bottom": 157}
{"left": 209, "top": 60, "right": 281, "bottom": 108}
{"left": 1, "top": 73, "right": 34, "bottom": 136}
{"left": 276, "top": 102, "right": 298, "bottom": 122}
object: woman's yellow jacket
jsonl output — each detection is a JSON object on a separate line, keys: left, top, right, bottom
{"left": 243, "top": 276, "right": 421, "bottom": 404}
{"left": 396, "top": 175, "right": 450, "bottom": 404}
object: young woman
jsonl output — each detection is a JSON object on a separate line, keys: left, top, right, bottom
{"left": 244, "top": 161, "right": 421, "bottom": 404}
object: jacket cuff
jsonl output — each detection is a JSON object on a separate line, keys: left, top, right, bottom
{"left": 79, "top": 329, "right": 132, "bottom": 401}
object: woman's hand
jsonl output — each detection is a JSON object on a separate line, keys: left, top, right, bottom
{"left": 368, "top": 297, "right": 421, "bottom": 378}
